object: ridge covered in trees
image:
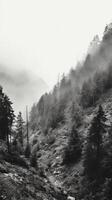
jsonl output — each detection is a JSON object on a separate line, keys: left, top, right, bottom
{"left": 1, "top": 22, "right": 112, "bottom": 200}
{"left": 29, "top": 23, "right": 112, "bottom": 199}
{"left": 30, "top": 23, "right": 112, "bottom": 134}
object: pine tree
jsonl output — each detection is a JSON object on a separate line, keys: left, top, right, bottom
{"left": 0, "top": 86, "right": 6, "bottom": 140}
{"left": 101, "top": 122, "right": 112, "bottom": 179}
{"left": 83, "top": 105, "right": 107, "bottom": 180}
{"left": 65, "top": 101, "right": 82, "bottom": 129}
{"left": 106, "top": 63, "right": 112, "bottom": 89}
{"left": 3, "top": 95, "right": 15, "bottom": 151}
{"left": 0, "top": 93, "right": 15, "bottom": 152}
{"left": 63, "top": 124, "right": 82, "bottom": 165}
{"left": 80, "top": 80, "right": 94, "bottom": 108}
{"left": 0, "top": 87, "right": 15, "bottom": 153}
{"left": 16, "top": 112, "right": 24, "bottom": 147}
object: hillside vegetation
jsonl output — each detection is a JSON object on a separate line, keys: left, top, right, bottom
{"left": 29, "top": 23, "right": 112, "bottom": 200}
{"left": 1, "top": 23, "right": 112, "bottom": 200}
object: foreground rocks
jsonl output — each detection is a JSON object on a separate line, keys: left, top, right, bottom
{"left": 0, "top": 158, "right": 67, "bottom": 200}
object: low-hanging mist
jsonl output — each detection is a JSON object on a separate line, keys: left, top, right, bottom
{"left": 29, "top": 23, "right": 112, "bottom": 132}
{"left": 0, "top": 65, "right": 48, "bottom": 117}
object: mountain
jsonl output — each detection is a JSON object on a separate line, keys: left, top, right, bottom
{"left": 1, "top": 22, "right": 112, "bottom": 200}
{"left": 28, "top": 22, "right": 112, "bottom": 199}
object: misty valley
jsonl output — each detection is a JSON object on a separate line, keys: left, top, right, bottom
{"left": 1, "top": 21, "right": 112, "bottom": 200}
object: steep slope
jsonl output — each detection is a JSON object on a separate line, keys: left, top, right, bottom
{"left": 29, "top": 88, "right": 112, "bottom": 197}
{"left": 0, "top": 147, "right": 67, "bottom": 200}
{"left": 29, "top": 22, "right": 112, "bottom": 135}
{"left": 28, "top": 22, "right": 112, "bottom": 199}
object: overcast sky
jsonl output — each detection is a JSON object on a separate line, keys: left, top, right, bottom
{"left": 0, "top": 0, "right": 112, "bottom": 89}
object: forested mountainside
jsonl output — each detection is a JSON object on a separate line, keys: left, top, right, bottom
{"left": 28, "top": 23, "right": 112, "bottom": 199}
{"left": 1, "top": 23, "right": 112, "bottom": 200}
{"left": 29, "top": 23, "right": 112, "bottom": 134}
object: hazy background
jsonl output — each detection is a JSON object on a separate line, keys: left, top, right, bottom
{"left": 0, "top": 0, "right": 112, "bottom": 115}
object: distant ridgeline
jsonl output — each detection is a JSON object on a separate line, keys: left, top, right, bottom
{"left": 30, "top": 23, "right": 112, "bottom": 134}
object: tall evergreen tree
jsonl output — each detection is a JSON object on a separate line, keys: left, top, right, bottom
{"left": 83, "top": 105, "right": 107, "bottom": 180}
{"left": 101, "top": 122, "right": 112, "bottom": 179}
{"left": 80, "top": 80, "right": 94, "bottom": 108}
{"left": 65, "top": 101, "right": 82, "bottom": 129}
{"left": 63, "top": 124, "right": 82, "bottom": 165}
{"left": 0, "top": 90, "right": 15, "bottom": 151}
{"left": 16, "top": 112, "right": 24, "bottom": 147}
{"left": 0, "top": 86, "right": 5, "bottom": 140}
{"left": 3, "top": 95, "right": 15, "bottom": 151}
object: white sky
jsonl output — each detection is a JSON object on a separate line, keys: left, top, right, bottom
{"left": 0, "top": 0, "right": 112, "bottom": 89}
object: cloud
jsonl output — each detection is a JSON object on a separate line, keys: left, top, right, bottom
{"left": 0, "top": 65, "right": 48, "bottom": 117}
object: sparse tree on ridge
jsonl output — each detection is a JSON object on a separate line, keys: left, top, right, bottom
{"left": 16, "top": 112, "right": 24, "bottom": 147}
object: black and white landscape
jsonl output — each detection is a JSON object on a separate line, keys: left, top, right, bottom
{"left": 0, "top": 1, "right": 112, "bottom": 200}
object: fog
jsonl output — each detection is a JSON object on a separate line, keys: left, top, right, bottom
{"left": 0, "top": 0, "right": 112, "bottom": 114}
{"left": 0, "top": 65, "right": 48, "bottom": 117}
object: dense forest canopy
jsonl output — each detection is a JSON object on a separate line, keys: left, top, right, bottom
{"left": 28, "top": 23, "right": 112, "bottom": 200}
{"left": 30, "top": 23, "right": 112, "bottom": 134}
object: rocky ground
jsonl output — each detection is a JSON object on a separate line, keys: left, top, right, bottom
{"left": 1, "top": 89, "right": 112, "bottom": 200}
{"left": 0, "top": 158, "right": 68, "bottom": 200}
{"left": 0, "top": 141, "right": 67, "bottom": 200}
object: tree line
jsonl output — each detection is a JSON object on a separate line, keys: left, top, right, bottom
{"left": 28, "top": 23, "right": 112, "bottom": 198}
{"left": 0, "top": 86, "right": 31, "bottom": 159}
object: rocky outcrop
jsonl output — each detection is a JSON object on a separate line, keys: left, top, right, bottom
{"left": 0, "top": 158, "right": 67, "bottom": 200}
